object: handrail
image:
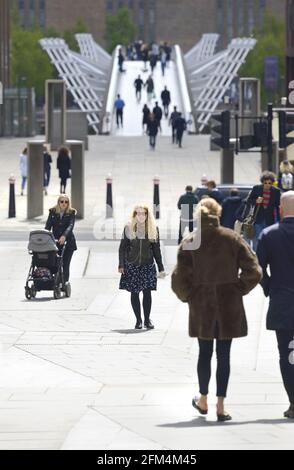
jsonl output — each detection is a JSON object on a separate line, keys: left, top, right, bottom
{"left": 101, "top": 45, "right": 121, "bottom": 134}
{"left": 174, "top": 45, "right": 195, "bottom": 133}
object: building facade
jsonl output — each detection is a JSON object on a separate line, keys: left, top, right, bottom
{"left": 0, "top": 0, "right": 10, "bottom": 88}
{"left": 13, "top": 0, "right": 285, "bottom": 52}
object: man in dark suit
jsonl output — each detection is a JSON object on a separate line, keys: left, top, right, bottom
{"left": 177, "top": 185, "right": 199, "bottom": 244}
{"left": 246, "top": 171, "right": 281, "bottom": 250}
{"left": 257, "top": 191, "right": 294, "bottom": 419}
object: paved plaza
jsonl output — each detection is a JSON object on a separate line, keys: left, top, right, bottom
{"left": 0, "top": 135, "right": 292, "bottom": 450}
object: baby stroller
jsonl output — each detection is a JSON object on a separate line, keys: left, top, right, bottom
{"left": 25, "top": 229, "right": 71, "bottom": 300}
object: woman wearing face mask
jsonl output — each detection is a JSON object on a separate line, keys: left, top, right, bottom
{"left": 45, "top": 195, "right": 77, "bottom": 283}
{"left": 118, "top": 204, "right": 166, "bottom": 329}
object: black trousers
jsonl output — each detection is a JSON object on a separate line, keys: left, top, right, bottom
{"left": 149, "top": 135, "right": 157, "bottom": 148}
{"left": 177, "top": 130, "right": 184, "bottom": 147}
{"left": 60, "top": 177, "right": 68, "bottom": 194}
{"left": 62, "top": 249, "right": 74, "bottom": 283}
{"left": 197, "top": 338, "right": 232, "bottom": 397}
{"left": 172, "top": 126, "right": 177, "bottom": 143}
{"left": 131, "top": 290, "right": 152, "bottom": 322}
{"left": 276, "top": 329, "right": 294, "bottom": 404}
{"left": 116, "top": 109, "right": 123, "bottom": 126}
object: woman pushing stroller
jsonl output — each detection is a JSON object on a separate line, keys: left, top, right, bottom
{"left": 45, "top": 195, "right": 77, "bottom": 283}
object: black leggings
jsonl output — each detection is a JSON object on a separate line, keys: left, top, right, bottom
{"left": 62, "top": 249, "right": 74, "bottom": 283}
{"left": 276, "top": 330, "right": 294, "bottom": 404}
{"left": 131, "top": 290, "right": 152, "bottom": 322}
{"left": 197, "top": 338, "right": 232, "bottom": 397}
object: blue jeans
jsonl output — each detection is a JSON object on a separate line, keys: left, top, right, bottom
{"left": 253, "top": 221, "right": 266, "bottom": 251}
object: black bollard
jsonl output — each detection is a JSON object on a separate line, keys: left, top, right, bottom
{"left": 153, "top": 175, "right": 160, "bottom": 219}
{"left": 106, "top": 174, "right": 113, "bottom": 218}
{"left": 8, "top": 175, "right": 16, "bottom": 218}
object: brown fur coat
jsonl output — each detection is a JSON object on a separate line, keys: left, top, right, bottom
{"left": 171, "top": 215, "right": 262, "bottom": 339}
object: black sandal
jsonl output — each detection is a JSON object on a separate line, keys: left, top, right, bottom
{"left": 217, "top": 413, "right": 232, "bottom": 422}
{"left": 192, "top": 397, "right": 208, "bottom": 415}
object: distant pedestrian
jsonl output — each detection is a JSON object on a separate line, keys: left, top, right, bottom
{"left": 153, "top": 102, "right": 163, "bottom": 132}
{"left": 207, "top": 180, "right": 223, "bottom": 204}
{"left": 177, "top": 185, "right": 199, "bottom": 244}
{"left": 134, "top": 75, "right": 144, "bottom": 102}
{"left": 161, "top": 86, "right": 171, "bottom": 117}
{"left": 19, "top": 147, "right": 28, "bottom": 196}
{"left": 169, "top": 106, "right": 179, "bottom": 144}
{"left": 114, "top": 94, "right": 125, "bottom": 128}
{"left": 278, "top": 160, "right": 294, "bottom": 192}
{"left": 147, "top": 113, "right": 159, "bottom": 150}
{"left": 118, "top": 48, "right": 125, "bottom": 72}
{"left": 118, "top": 203, "right": 166, "bottom": 330}
{"left": 160, "top": 51, "right": 167, "bottom": 76}
{"left": 172, "top": 198, "right": 262, "bottom": 422}
{"left": 220, "top": 189, "right": 243, "bottom": 229}
{"left": 142, "top": 104, "right": 150, "bottom": 133}
{"left": 43, "top": 145, "right": 52, "bottom": 196}
{"left": 257, "top": 190, "right": 294, "bottom": 419}
{"left": 57, "top": 146, "right": 71, "bottom": 194}
{"left": 149, "top": 53, "right": 157, "bottom": 73}
{"left": 164, "top": 42, "right": 172, "bottom": 67}
{"left": 174, "top": 112, "right": 186, "bottom": 148}
{"left": 194, "top": 175, "right": 209, "bottom": 200}
{"left": 145, "top": 76, "right": 154, "bottom": 102}
{"left": 141, "top": 45, "right": 149, "bottom": 72}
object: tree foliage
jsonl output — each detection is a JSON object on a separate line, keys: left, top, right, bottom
{"left": 11, "top": 16, "right": 88, "bottom": 103}
{"left": 105, "top": 7, "right": 137, "bottom": 53}
{"left": 239, "top": 11, "right": 285, "bottom": 108}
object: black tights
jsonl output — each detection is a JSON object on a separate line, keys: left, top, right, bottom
{"left": 197, "top": 338, "right": 232, "bottom": 397}
{"left": 131, "top": 290, "right": 152, "bottom": 322}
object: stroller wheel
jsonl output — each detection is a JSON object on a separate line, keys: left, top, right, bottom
{"left": 25, "top": 287, "right": 32, "bottom": 300}
{"left": 65, "top": 282, "right": 71, "bottom": 298}
{"left": 53, "top": 287, "right": 62, "bottom": 300}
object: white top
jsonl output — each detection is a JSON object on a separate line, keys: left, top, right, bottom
{"left": 19, "top": 153, "right": 28, "bottom": 177}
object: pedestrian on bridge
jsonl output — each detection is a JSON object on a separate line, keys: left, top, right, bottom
{"left": 118, "top": 203, "right": 166, "bottom": 330}
{"left": 118, "top": 48, "right": 125, "bottom": 73}
{"left": 134, "top": 75, "right": 144, "bottom": 102}
{"left": 160, "top": 50, "right": 167, "bottom": 76}
{"left": 172, "top": 198, "right": 262, "bottom": 422}
{"left": 114, "top": 94, "right": 125, "bottom": 128}
{"left": 169, "top": 106, "right": 180, "bottom": 144}
{"left": 142, "top": 104, "right": 150, "bottom": 133}
{"left": 161, "top": 86, "right": 171, "bottom": 117}
{"left": 145, "top": 76, "right": 154, "bottom": 102}
{"left": 153, "top": 102, "right": 163, "bottom": 132}
{"left": 43, "top": 144, "right": 52, "bottom": 196}
{"left": 147, "top": 113, "right": 159, "bottom": 150}
{"left": 257, "top": 190, "right": 294, "bottom": 419}
{"left": 174, "top": 112, "right": 187, "bottom": 148}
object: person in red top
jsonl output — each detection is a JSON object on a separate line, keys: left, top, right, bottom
{"left": 244, "top": 171, "right": 281, "bottom": 251}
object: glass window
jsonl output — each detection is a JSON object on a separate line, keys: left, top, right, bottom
{"left": 248, "top": 0, "right": 255, "bottom": 33}
{"left": 39, "top": 0, "right": 45, "bottom": 27}
{"left": 237, "top": 0, "right": 244, "bottom": 36}
{"left": 216, "top": 0, "right": 223, "bottom": 36}
{"left": 18, "top": 0, "right": 25, "bottom": 27}
{"left": 259, "top": 0, "right": 266, "bottom": 27}
{"left": 29, "top": 0, "right": 35, "bottom": 28}
{"left": 107, "top": 0, "right": 113, "bottom": 12}
{"left": 227, "top": 0, "right": 233, "bottom": 41}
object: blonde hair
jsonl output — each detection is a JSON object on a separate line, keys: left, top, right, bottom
{"left": 195, "top": 198, "right": 222, "bottom": 219}
{"left": 280, "top": 160, "right": 294, "bottom": 173}
{"left": 126, "top": 203, "right": 158, "bottom": 240}
{"left": 51, "top": 194, "right": 76, "bottom": 215}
